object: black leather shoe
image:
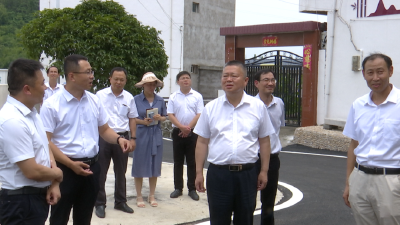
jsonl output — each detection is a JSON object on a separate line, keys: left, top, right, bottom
{"left": 95, "top": 205, "right": 105, "bottom": 218}
{"left": 170, "top": 189, "right": 183, "bottom": 198}
{"left": 188, "top": 190, "right": 199, "bottom": 201}
{"left": 114, "top": 203, "right": 134, "bottom": 214}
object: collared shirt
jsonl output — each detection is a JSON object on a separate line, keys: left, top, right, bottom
{"left": 0, "top": 96, "right": 51, "bottom": 189}
{"left": 167, "top": 88, "right": 204, "bottom": 127}
{"left": 96, "top": 87, "right": 138, "bottom": 133}
{"left": 194, "top": 92, "right": 275, "bottom": 165}
{"left": 343, "top": 85, "right": 400, "bottom": 168}
{"left": 255, "top": 94, "right": 285, "bottom": 154}
{"left": 40, "top": 88, "right": 109, "bottom": 158}
{"left": 43, "top": 82, "right": 63, "bottom": 101}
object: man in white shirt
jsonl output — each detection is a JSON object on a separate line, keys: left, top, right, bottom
{"left": 94, "top": 67, "right": 138, "bottom": 218}
{"left": 168, "top": 71, "right": 204, "bottom": 201}
{"left": 254, "top": 69, "right": 285, "bottom": 225}
{"left": 194, "top": 60, "right": 274, "bottom": 225}
{"left": 43, "top": 66, "right": 63, "bottom": 101}
{"left": 343, "top": 53, "right": 400, "bottom": 224}
{"left": 0, "top": 59, "right": 63, "bottom": 224}
{"left": 40, "top": 54, "right": 132, "bottom": 225}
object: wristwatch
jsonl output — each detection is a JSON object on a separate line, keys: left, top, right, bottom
{"left": 130, "top": 137, "right": 137, "bottom": 140}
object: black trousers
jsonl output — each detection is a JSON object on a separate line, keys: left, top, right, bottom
{"left": 256, "top": 154, "right": 280, "bottom": 225}
{"left": 95, "top": 134, "right": 129, "bottom": 207}
{"left": 172, "top": 128, "right": 197, "bottom": 191}
{"left": 0, "top": 190, "right": 49, "bottom": 225}
{"left": 206, "top": 163, "right": 258, "bottom": 225}
{"left": 50, "top": 161, "right": 101, "bottom": 225}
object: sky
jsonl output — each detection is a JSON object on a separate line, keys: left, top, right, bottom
{"left": 235, "top": 0, "right": 327, "bottom": 58}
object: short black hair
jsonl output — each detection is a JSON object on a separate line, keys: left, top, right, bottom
{"left": 362, "top": 53, "right": 392, "bottom": 70}
{"left": 254, "top": 69, "right": 276, "bottom": 81}
{"left": 64, "top": 54, "right": 88, "bottom": 80}
{"left": 224, "top": 60, "right": 247, "bottom": 77}
{"left": 8, "top": 59, "right": 44, "bottom": 96}
{"left": 46, "top": 66, "right": 59, "bottom": 74}
{"left": 176, "top": 71, "right": 191, "bottom": 82}
{"left": 110, "top": 67, "right": 127, "bottom": 78}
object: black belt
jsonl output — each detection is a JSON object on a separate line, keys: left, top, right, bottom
{"left": 1, "top": 186, "right": 49, "bottom": 196}
{"left": 355, "top": 163, "right": 400, "bottom": 175}
{"left": 211, "top": 163, "right": 255, "bottom": 172}
{"left": 117, "top": 131, "right": 129, "bottom": 136}
{"left": 70, "top": 154, "right": 99, "bottom": 166}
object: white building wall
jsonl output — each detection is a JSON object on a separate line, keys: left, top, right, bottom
{"left": 300, "top": 0, "right": 400, "bottom": 125}
{"left": 0, "top": 69, "right": 7, "bottom": 85}
{"left": 0, "top": 85, "right": 7, "bottom": 108}
{"left": 40, "top": 0, "right": 185, "bottom": 98}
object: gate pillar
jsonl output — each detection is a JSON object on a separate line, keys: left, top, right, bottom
{"left": 302, "top": 31, "right": 319, "bottom": 126}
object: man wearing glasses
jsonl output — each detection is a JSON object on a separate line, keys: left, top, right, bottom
{"left": 254, "top": 69, "right": 285, "bottom": 225}
{"left": 40, "top": 54, "right": 132, "bottom": 225}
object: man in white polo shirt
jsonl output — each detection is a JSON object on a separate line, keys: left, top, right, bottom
{"left": 343, "top": 53, "right": 400, "bottom": 224}
{"left": 43, "top": 66, "right": 63, "bottom": 101}
{"left": 40, "top": 54, "right": 132, "bottom": 225}
{"left": 168, "top": 71, "right": 204, "bottom": 201}
{"left": 94, "top": 67, "right": 138, "bottom": 218}
{"left": 0, "top": 59, "right": 63, "bottom": 224}
{"left": 254, "top": 69, "right": 285, "bottom": 225}
{"left": 194, "top": 60, "right": 274, "bottom": 225}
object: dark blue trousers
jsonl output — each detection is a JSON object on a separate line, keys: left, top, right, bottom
{"left": 256, "top": 154, "right": 280, "bottom": 225}
{"left": 0, "top": 190, "right": 49, "bottom": 225}
{"left": 172, "top": 128, "right": 197, "bottom": 191}
{"left": 96, "top": 135, "right": 129, "bottom": 207}
{"left": 50, "top": 161, "right": 101, "bottom": 225}
{"left": 206, "top": 163, "right": 258, "bottom": 225}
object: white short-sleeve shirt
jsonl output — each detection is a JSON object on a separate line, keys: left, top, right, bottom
{"left": 343, "top": 85, "right": 400, "bottom": 168}
{"left": 96, "top": 87, "right": 138, "bottom": 133}
{"left": 0, "top": 96, "right": 51, "bottom": 189}
{"left": 167, "top": 89, "right": 204, "bottom": 127}
{"left": 255, "top": 94, "right": 285, "bottom": 154}
{"left": 194, "top": 92, "right": 275, "bottom": 165}
{"left": 43, "top": 82, "right": 63, "bottom": 101}
{"left": 40, "top": 88, "right": 109, "bottom": 158}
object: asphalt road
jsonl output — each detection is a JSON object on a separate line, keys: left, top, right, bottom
{"left": 161, "top": 140, "right": 355, "bottom": 225}
{"left": 270, "top": 144, "right": 355, "bottom": 225}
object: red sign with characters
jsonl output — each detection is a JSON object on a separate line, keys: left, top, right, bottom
{"left": 303, "top": 45, "right": 312, "bottom": 71}
{"left": 262, "top": 36, "right": 278, "bottom": 46}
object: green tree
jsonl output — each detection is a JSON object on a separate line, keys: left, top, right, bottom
{"left": 19, "top": 0, "right": 168, "bottom": 94}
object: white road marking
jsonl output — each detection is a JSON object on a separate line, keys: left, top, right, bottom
{"left": 281, "top": 150, "right": 347, "bottom": 158}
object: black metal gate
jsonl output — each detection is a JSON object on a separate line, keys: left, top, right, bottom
{"left": 245, "top": 50, "right": 302, "bottom": 126}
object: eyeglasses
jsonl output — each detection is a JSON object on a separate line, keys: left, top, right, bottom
{"left": 260, "top": 78, "right": 276, "bottom": 83}
{"left": 73, "top": 70, "right": 95, "bottom": 76}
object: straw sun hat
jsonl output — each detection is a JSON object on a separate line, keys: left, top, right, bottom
{"left": 134, "top": 72, "right": 164, "bottom": 88}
